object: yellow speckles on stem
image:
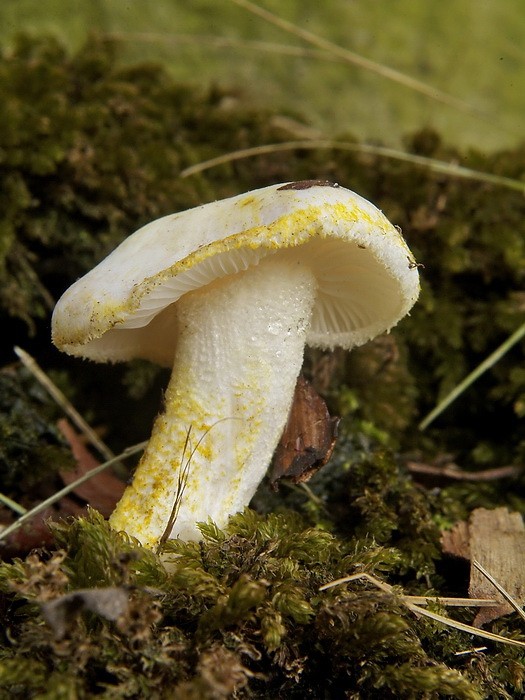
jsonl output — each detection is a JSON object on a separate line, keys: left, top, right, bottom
{"left": 109, "top": 256, "right": 318, "bottom": 547}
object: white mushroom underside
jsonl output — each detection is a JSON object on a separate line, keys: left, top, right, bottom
{"left": 109, "top": 256, "right": 317, "bottom": 547}
{"left": 81, "top": 239, "right": 407, "bottom": 366}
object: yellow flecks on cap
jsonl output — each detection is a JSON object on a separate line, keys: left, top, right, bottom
{"left": 58, "top": 198, "right": 411, "bottom": 352}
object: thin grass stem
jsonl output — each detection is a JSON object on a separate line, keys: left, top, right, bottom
{"left": 0, "top": 493, "right": 27, "bottom": 516}
{"left": 179, "top": 139, "right": 525, "bottom": 194}
{"left": 320, "top": 572, "right": 525, "bottom": 648}
{"left": 14, "top": 346, "right": 115, "bottom": 462}
{"left": 110, "top": 31, "right": 340, "bottom": 63}
{"left": 157, "top": 417, "right": 243, "bottom": 550}
{"left": 230, "top": 0, "right": 483, "bottom": 116}
{"left": 473, "top": 560, "right": 525, "bottom": 623}
{"left": 0, "top": 442, "right": 146, "bottom": 543}
{"left": 419, "top": 320, "right": 525, "bottom": 430}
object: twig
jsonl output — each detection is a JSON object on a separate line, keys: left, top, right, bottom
{"left": 406, "top": 460, "right": 520, "bottom": 482}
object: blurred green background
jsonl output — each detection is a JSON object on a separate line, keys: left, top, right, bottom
{"left": 1, "top": 0, "right": 522, "bottom": 152}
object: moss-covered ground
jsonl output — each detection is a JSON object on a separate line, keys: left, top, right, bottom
{"left": 0, "top": 0, "right": 523, "bottom": 152}
{"left": 1, "top": 36, "right": 525, "bottom": 699}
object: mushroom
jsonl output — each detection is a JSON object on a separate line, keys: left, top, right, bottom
{"left": 52, "top": 180, "right": 420, "bottom": 548}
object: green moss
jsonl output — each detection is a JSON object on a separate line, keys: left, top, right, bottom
{"left": 261, "top": 431, "right": 441, "bottom": 583}
{"left": 3, "top": 510, "right": 525, "bottom": 698}
{"left": 0, "top": 510, "right": 523, "bottom": 700}
{"left": 0, "top": 366, "right": 73, "bottom": 500}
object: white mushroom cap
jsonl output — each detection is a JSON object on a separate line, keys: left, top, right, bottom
{"left": 52, "top": 181, "right": 419, "bottom": 366}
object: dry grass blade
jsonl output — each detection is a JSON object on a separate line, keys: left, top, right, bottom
{"left": 404, "top": 604, "right": 525, "bottom": 648}
{"left": 320, "top": 572, "right": 525, "bottom": 649}
{"left": 157, "top": 417, "right": 243, "bottom": 549}
{"left": 454, "top": 646, "right": 488, "bottom": 656}
{"left": 230, "top": 0, "right": 482, "bottom": 116}
{"left": 0, "top": 442, "right": 147, "bottom": 543}
{"left": 419, "top": 320, "right": 525, "bottom": 430}
{"left": 319, "top": 573, "right": 495, "bottom": 606}
{"left": 0, "top": 492, "right": 27, "bottom": 516}
{"left": 111, "top": 31, "right": 341, "bottom": 63}
{"left": 14, "top": 346, "right": 115, "bottom": 462}
{"left": 179, "top": 140, "right": 525, "bottom": 194}
{"left": 157, "top": 426, "right": 194, "bottom": 550}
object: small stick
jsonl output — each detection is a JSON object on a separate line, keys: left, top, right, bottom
{"left": 406, "top": 460, "right": 520, "bottom": 482}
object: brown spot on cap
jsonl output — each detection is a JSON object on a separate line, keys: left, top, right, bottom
{"left": 277, "top": 180, "right": 339, "bottom": 191}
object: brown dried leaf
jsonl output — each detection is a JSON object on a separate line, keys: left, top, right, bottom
{"left": 270, "top": 375, "right": 339, "bottom": 490}
{"left": 58, "top": 419, "right": 125, "bottom": 516}
{"left": 0, "top": 498, "right": 85, "bottom": 558}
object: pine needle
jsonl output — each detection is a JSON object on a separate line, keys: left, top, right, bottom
{"left": 473, "top": 560, "right": 525, "bottom": 623}
{"left": 229, "top": 0, "right": 480, "bottom": 116}
{"left": 14, "top": 346, "right": 115, "bottom": 462}
{"left": 0, "top": 492, "right": 27, "bottom": 516}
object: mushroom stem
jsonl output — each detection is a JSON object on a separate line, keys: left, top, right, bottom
{"left": 109, "top": 256, "right": 317, "bottom": 547}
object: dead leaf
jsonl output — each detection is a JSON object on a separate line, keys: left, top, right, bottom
{"left": 41, "top": 586, "right": 129, "bottom": 639}
{"left": 442, "top": 507, "right": 525, "bottom": 625}
{"left": 58, "top": 419, "right": 125, "bottom": 516}
{"left": 270, "top": 375, "right": 339, "bottom": 490}
{"left": 1, "top": 422, "right": 126, "bottom": 558}
{"left": 0, "top": 498, "right": 85, "bottom": 557}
